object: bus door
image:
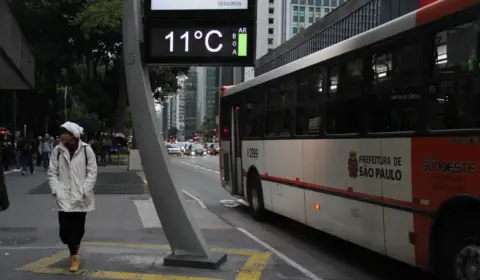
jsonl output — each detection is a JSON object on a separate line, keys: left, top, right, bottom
{"left": 230, "top": 105, "right": 244, "bottom": 197}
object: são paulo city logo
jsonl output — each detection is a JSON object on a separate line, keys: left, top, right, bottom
{"left": 348, "top": 151, "right": 403, "bottom": 181}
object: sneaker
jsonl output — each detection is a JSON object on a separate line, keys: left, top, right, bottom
{"left": 70, "top": 255, "right": 80, "bottom": 272}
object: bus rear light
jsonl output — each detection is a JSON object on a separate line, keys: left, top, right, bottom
{"left": 235, "top": 106, "right": 240, "bottom": 110}
{"left": 223, "top": 128, "right": 229, "bottom": 136}
{"left": 315, "top": 203, "right": 320, "bottom": 211}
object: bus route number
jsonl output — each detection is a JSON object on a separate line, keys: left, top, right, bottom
{"left": 247, "top": 148, "right": 258, "bottom": 158}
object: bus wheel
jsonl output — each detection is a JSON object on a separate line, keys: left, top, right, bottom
{"left": 248, "top": 173, "right": 267, "bottom": 221}
{"left": 437, "top": 217, "right": 480, "bottom": 280}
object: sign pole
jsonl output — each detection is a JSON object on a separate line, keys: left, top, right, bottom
{"left": 122, "top": 0, "right": 226, "bottom": 269}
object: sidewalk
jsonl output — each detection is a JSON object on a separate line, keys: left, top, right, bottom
{"left": 0, "top": 166, "right": 305, "bottom": 280}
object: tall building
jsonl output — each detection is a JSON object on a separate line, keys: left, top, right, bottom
{"left": 286, "top": 0, "right": 346, "bottom": 39}
{"left": 184, "top": 68, "right": 198, "bottom": 139}
{"left": 205, "top": 67, "right": 219, "bottom": 122}
{"left": 196, "top": 67, "right": 206, "bottom": 130}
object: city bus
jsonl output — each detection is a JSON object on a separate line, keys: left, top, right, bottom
{"left": 218, "top": 0, "right": 480, "bottom": 279}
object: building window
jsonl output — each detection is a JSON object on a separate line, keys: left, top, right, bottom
{"left": 339, "top": 0, "right": 344, "bottom": 4}
{"left": 292, "top": 0, "right": 298, "bottom": 3}
{"left": 269, "top": 8, "right": 274, "bottom": 14}
{"left": 293, "top": 27, "right": 298, "bottom": 34}
{"left": 268, "top": 38, "right": 274, "bottom": 45}
{"left": 331, "top": 0, "right": 337, "bottom": 6}
{"left": 269, "top": 18, "right": 274, "bottom": 24}
{"left": 268, "top": 28, "right": 274, "bottom": 34}
{"left": 293, "top": 15, "right": 299, "bottom": 22}
{"left": 269, "top": 0, "right": 274, "bottom": 3}
{"left": 324, "top": 8, "right": 330, "bottom": 14}
{"left": 323, "top": 0, "right": 329, "bottom": 6}
{"left": 300, "top": 0, "right": 306, "bottom": 4}
{"left": 308, "top": 0, "right": 314, "bottom": 4}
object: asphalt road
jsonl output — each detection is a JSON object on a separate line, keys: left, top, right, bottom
{"left": 168, "top": 154, "right": 432, "bottom": 280}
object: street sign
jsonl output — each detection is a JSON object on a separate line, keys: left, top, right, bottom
{"left": 143, "top": 0, "right": 256, "bottom": 66}
{"left": 145, "top": 20, "right": 254, "bottom": 65}
{"left": 151, "top": 0, "right": 248, "bottom": 11}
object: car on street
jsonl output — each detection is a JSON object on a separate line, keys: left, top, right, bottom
{"left": 166, "top": 144, "right": 181, "bottom": 156}
{"left": 207, "top": 143, "right": 220, "bottom": 155}
{"left": 187, "top": 143, "right": 207, "bottom": 156}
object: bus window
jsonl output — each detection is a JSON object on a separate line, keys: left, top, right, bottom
{"left": 428, "top": 19, "right": 480, "bottom": 130}
{"left": 295, "top": 69, "right": 323, "bottom": 135}
{"left": 372, "top": 52, "right": 392, "bottom": 84}
{"left": 344, "top": 57, "right": 364, "bottom": 88}
{"left": 266, "top": 79, "right": 294, "bottom": 137}
{"left": 434, "top": 18, "right": 479, "bottom": 75}
{"left": 368, "top": 43, "right": 421, "bottom": 133}
{"left": 244, "top": 88, "right": 265, "bottom": 138}
{"left": 326, "top": 64, "right": 362, "bottom": 134}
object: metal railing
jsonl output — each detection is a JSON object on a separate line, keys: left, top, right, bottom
{"left": 255, "top": 0, "right": 418, "bottom": 76}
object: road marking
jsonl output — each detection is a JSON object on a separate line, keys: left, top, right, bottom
{"left": 236, "top": 252, "right": 271, "bottom": 280}
{"left": 4, "top": 170, "right": 20, "bottom": 175}
{"left": 92, "top": 271, "right": 220, "bottom": 280}
{"left": 182, "top": 190, "right": 207, "bottom": 209}
{"left": 16, "top": 249, "right": 85, "bottom": 275}
{"left": 181, "top": 162, "right": 220, "bottom": 174}
{"left": 236, "top": 227, "right": 323, "bottom": 280}
{"left": 16, "top": 241, "right": 270, "bottom": 280}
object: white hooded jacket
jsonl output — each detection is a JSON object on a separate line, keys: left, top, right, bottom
{"left": 47, "top": 141, "right": 97, "bottom": 212}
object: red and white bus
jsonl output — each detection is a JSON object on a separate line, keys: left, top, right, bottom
{"left": 219, "top": 0, "right": 480, "bottom": 279}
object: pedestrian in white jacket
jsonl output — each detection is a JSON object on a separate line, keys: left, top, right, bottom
{"left": 47, "top": 121, "right": 97, "bottom": 273}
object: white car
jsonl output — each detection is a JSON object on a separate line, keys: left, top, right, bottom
{"left": 166, "top": 144, "right": 181, "bottom": 156}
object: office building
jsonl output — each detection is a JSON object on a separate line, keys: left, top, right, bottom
{"left": 184, "top": 68, "right": 198, "bottom": 139}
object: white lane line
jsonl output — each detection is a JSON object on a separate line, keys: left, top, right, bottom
{"left": 3, "top": 170, "right": 20, "bottom": 175}
{"left": 181, "top": 162, "right": 220, "bottom": 174}
{"left": 236, "top": 227, "right": 323, "bottom": 280}
{"left": 182, "top": 189, "right": 207, "bottom": 209}
{"left": 0, "top": 245, "right": 65, "bottom": 250}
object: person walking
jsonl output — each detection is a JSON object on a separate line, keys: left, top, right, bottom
{"left": 19, "top": 135, "right": 35, "bottom": 175}
{"left": 39, "top": 134, "right": 53, "bottom": 171}
{"left": 47, "top": 122, "right": 97, "bottom": 273}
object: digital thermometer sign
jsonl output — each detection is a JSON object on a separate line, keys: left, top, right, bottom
{"left": 144, "top": 21, "right": 255, "bottom": 66}
{"left": 151, "top": 0, "right": 248, "bottom": 10}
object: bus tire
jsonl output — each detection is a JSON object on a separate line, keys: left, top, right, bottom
{"left": 247, "top": 171, "right": 267, "bottom": 221}
{"left": 436, "top": 215, "right": 480, "bottom": 280}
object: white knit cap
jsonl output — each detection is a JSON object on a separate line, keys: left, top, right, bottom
{"left": 60, "top": 121, "right": 84, "bottom": 138}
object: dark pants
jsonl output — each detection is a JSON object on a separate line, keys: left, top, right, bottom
{"left": 58, "top": 212, "right": 87, "bottom": 256}
{"left": 21, "top": 155, "right": 34, "bottom": 174}
{"left": 42, "top": 152, "right": 50, "bottom": 169}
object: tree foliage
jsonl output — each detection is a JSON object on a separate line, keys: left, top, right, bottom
{"left": 10, "top": 0, "right": 188, "bottom": 136}
{"left": 201, "top": 118, "right": 217, "bottom": 139}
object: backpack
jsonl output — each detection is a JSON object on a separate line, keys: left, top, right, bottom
{"left": 57, "top": 146, "right": 88, "bottom": 170}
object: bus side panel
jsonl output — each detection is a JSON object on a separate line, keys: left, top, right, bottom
{"left": 265, "top": 140, "right": 306, "bottom": 224}
{"left": 411, "top": 136, "right": 480, "bottom": 270}
{"left": 241, "top": 140, "right": 270, "bottom": 209}
{"left": 303, "top": 139, "right": 385, "bottom": 255}
{"left": 381, "top": 138, "right": 415, "bottom": 266}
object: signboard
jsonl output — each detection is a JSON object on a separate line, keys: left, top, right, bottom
{"left": 151, "top": 0, "right": 248, "bottom": 10}
{"left": 144, "top": 0, "right": 256, "bottom": 66}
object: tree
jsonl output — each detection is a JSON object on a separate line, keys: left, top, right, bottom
{"left": 201, "top": 118, "right": 217, "bottom": 139}
{"left": 11, "top": 0, "right": 189, "bottom": 136}
{"left": 168, "top": 127, "right": 179, "bottom": 138}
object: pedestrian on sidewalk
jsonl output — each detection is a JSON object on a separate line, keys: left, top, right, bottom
{"left": 47, "top": 121, "right": 97, "bottom": 273}
{"left": 19, "top": 135, "right": 35, "bottom": 175}
{"left": 39, "top": 134, "right": 53, "bottom": 171}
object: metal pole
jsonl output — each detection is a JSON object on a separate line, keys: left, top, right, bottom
{"left": 12, "top": 91, "right": 16, "bottom": 143}
{"left": 122, "top": 0, "right": 225, "bottom": 268}
{"left": 64, "top": 86, "right": 68, "bottom": 122}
